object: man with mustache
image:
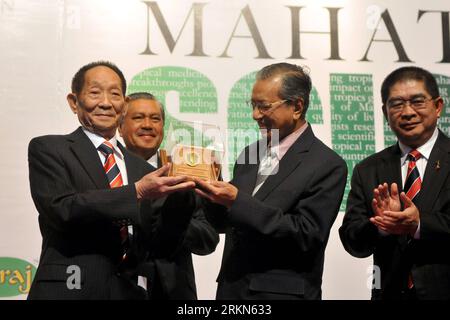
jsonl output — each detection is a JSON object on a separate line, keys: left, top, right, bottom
{"left": 340, "top": 66, "right": 450, "bottom": 300}
{"left": 118, "top": 92, "right": 219, "bottom": 299}
{"left": 28, "top": 61, "right": 196, "bottom": 299}
{"left": 194, "top": 62, "right": 347, "bottom": 299}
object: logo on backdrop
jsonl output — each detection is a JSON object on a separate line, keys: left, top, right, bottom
{"left": 0, "top": 257, "right": 36, "bottom": 297}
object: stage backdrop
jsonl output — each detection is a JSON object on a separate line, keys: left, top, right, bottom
{"left": 1, "top": 0, "right": 449, "bottom": 299}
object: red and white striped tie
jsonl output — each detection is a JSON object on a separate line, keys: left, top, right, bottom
{"left": 98, "top": 141, "right": 128, "bottom": 260}
{"left": 98, "top": 141, "right": 123, "bottom": 188}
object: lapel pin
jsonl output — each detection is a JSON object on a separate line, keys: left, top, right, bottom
{"left": 435, "top": 160, "right": 441, "bottom": 171}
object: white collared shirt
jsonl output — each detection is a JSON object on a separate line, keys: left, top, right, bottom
{"left": 82, "top": 127, "right": 129, "bottom": 185}
{"left": 147, "top": 152, "right": 159, "bottom": 169}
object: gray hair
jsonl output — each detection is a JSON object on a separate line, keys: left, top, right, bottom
{"left": 256, "top": 63, "right": 312, "bottom": 119}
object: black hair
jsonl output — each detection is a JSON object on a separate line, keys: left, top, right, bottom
{"left": 71, "top": 61, "right": 127, "bottom": 95}
{"left": 381, "top": 66, "right": 440, "bottom": 105}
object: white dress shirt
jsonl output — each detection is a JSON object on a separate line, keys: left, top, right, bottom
{"left": 147, "top": 152, "right": 158, "bottom": 168}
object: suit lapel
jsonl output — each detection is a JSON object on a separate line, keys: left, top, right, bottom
{"left": 416, "top": 132, "right": 450, "bottom": 213}
{"left": 253, "top": 125, "right": 314, "bottom": 201}
{"left": 234, "top": 163, "right": 259, "bottom": 195}
{"left": 378, "top": 144, "right": 403, "bottom": 191}
{"left": 231, "top": 141, "right": 262, "bottom": 194}
{"left": 68, "top": 127, "right": 109, "bottom": 189}
{"left": 376, "top": 143, "right": 406, "bottom": 247}
{"left": 119, "top": 142, "right": 146, "bottom": 183}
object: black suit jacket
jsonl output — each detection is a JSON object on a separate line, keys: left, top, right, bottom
{"left": 205, "top": 125, "right": 347, "bottom": 300}
{"left": 145, "top": 208, "right": 219, "bottom": 299}
{"left": 339, "top": 130, "right": 450, "bottom": 300}
{"left": 139, "top": 156, "right": 219, "bottom": 300}
{"left": 27, "top": 127, "right": 193, "bottom": 300}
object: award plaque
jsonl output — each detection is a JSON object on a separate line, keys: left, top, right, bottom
{"left": 160, "top": 145, "right": 221, "bottom": 181}
{"left": 160, "top": 121, "right": 224, "bottom": 181}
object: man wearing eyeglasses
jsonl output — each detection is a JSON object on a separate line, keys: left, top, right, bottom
{"left": 194, "top": 62, "right": 347, "bottom": 300}
{"left": 340, "top": 66, "right": 450, "bottom": 300}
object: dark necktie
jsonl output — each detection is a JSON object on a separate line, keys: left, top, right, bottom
{"left": 404, "top": 149, "right": 422, "bottom": 203}
{"left": 403, "top": 149, "right": 422, "bottom": 290}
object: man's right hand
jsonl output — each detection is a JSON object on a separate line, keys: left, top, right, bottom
{"left": 135, "top": 163, "right": 195, "bottom": 200}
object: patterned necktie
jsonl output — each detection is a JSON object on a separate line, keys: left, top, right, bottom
{"left": 98, "top": 141, "right": 128, "bottom": 260}
{"left": 404, "top": 149, "right": 422, "bottom": 203}
{"left": 98, "top": 141, "right": 123, "bottom": 188}
{"left": 403, "top": 149, "right": 422, "bottom": 290}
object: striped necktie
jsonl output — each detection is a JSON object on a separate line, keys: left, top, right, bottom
{"left": 98, "top": 141, "right": 129, "bottom": 260}
{"left": 98, "top": 141, "right": 123, "bottom": 188}
{"left": 404, "top": 149, "right": 422, "bottom": 202}
{"left": 404, "top": 149, "right": 421, "bottom": 290}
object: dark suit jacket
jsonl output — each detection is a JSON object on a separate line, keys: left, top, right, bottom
{"left": 339, "top": 130, "right": 450, "bottom": 300}
{"left": 138, "top": 156, "right": 219, "bottom": 300}
{"left": 205, "top": 125, "right": 347, "bottom": 300}
{"left": 27, "top": 127, "right": 194, "bottom": 300}
{"left": 142, "top": 189, "right": 219, "bottom": 300}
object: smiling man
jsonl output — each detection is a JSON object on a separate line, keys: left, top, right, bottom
{"left": 194, "top": 63, "right": 347, "bottom": 300}
{"left": 27, "top": 61, "right": 196, "bottom": 299}
{"left": 119, "top": 93, "right": 164, "bottom": 163}
{"left": 340, "top": 66, "right": 450, "bottom": 300}
{"left": 118, "top": 92, "right": 219, "bottom": 299}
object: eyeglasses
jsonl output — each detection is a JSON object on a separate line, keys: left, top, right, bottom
{"left": 247, "top": 99, "right": 288, "bottom": 114}
{"left": 386, "top": 96, "right": 436, "bottom": 112}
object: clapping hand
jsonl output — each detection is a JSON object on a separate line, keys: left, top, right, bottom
{"left": 370, "top": 183, "right": 419, "bottom": 236}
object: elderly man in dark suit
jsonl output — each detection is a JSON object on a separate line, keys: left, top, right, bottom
{"left": 340, "top": 66, "right": 450, "bottom": 300}
{"left": 27, "top": 61, "right": 195, "bottom": 299}
{"left": 195, "top": 62, "right": 347, "bottom": 300}
{"left": 118, "top": 92, "right": 219, "bottom": 299}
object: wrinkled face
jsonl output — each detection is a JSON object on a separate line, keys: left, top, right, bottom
{"left": 383, "top": 79, "right": 442, "bottom": 148}
{"left": 119, "top": 98, "right": 164, "bottom": 160}
{"left": 67, "top": 66, "right": 125, "bottom": 139}
{"left": 251, "top": 75, "right": 302, "bottom": 142}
